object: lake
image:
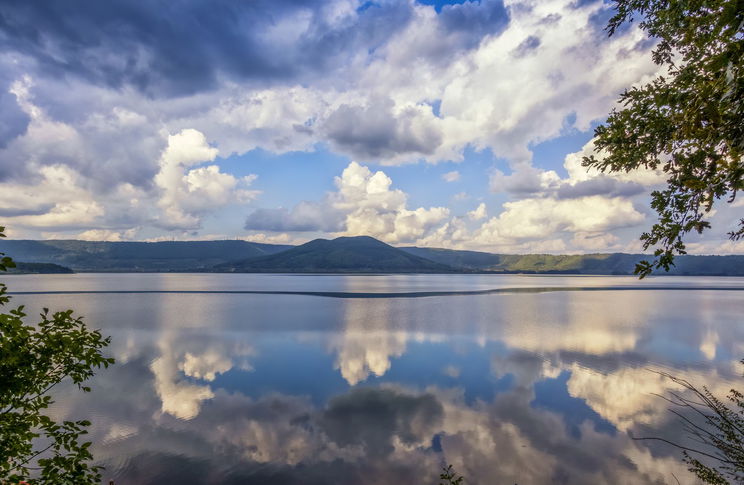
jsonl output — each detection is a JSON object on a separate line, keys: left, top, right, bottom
{"left": 6, "top": 273, "right": 744, "bottom": 484}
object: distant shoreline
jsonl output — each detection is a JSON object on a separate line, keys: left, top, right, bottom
{"left": 7, "top": 270, "right": 744, "bottom": 277}
{"left": 9, "top": 284, "right": 744, "bottom": 299}
{"left": 2, "top": 237, "right": 744, "bottom": 276}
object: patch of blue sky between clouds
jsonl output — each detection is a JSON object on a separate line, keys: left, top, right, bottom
{"left": 530, "top": 122, "right": 599, "bottom": 179}
{"left": 417, "top": 0, "right": 469, "bottom": 13}
{"left": 217, "top": 146, "right": 350, "bottom": 209}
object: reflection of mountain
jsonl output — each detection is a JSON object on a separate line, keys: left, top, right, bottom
{"left": 218, "top": 236, "right": 453, "bottom": 273}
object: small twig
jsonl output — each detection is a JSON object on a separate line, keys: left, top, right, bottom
{"left": 632, "top": 436, "right": 740, "bottom": 465}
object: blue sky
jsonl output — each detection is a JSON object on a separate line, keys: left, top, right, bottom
{"left": 0, "top": 0, "right": 740, "bottom": 253}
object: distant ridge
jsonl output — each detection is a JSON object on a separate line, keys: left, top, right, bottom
{"left": 400, "top": 247, "right": 502, "bottom": 270}
{"left": 401, "top": 247, "right": 744, "bottom": 276}
{"left": 216, "top": 236, "right": 454, "bottom": 273}
{"left": 8, "top": 262, "right": 74, "bottom": 274}
{"left": 0, "top": 240, "right": 291, "bottom": 272}
{"left": 1, "top": 237, "right": 744, "bottom": 275}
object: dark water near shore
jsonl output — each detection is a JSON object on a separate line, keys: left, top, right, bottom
{"left": 7, "top": 273, "right": 744, "bottom": 484}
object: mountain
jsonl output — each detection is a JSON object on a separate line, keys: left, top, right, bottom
{"left": 2, "top": 237, "right": 743, "bottom": 275}
{"left": 216, "top": 236, "right": 454, "bottom": 273}
{"left": 400, "top": 247, "right": 503, "bottom": 269}
{"left": 401, "top": 248, "right": 744, "bottom": 276}
{"left": 0, "top": 240, "right": 291, "bottom": 272}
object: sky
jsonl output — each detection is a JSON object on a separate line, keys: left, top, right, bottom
{"left": 0, "top": 0, "right": 741, "bottom": 253}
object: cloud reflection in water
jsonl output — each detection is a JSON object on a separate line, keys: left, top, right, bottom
{"left": 11, "top": 277, "right": 744, "bottom": 484}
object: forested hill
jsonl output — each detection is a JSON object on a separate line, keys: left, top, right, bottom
{"left": 400, "top": 247, "right": 744, "bottom": 276}
{"left": 0, "top": 240, "right": 291, "bottom": 272}
{"left": 8, "top": 262, "right": 74, "bottom": 274}
{"left": 216, "top": 236, "right": 454, "bottom": 273}
{"left": 1, "top": 238, "right": 744, "bottom": 275}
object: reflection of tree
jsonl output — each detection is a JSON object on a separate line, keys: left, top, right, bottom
{"left": 0, "top": 227, "right": 114, "bottom": 484}
{"left": 635, "top": 370, "right": 744, "bottom": 485}
{"left": 508, "top": 354, "right": 744, "bottom": 484}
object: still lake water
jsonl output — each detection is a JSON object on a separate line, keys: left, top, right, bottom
{"left": 7, "top": 273, "right": 744, "bottom": 484}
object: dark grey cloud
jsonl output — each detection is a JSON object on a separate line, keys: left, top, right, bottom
{"left": 244, "top": 201, "right": 345, "bottom": 232}
{"left": 0, "top": 203, "right": 55, "bottom": 217}
{"left": 556, "top": 178, "right": 645, "bottom": 199}
{"left": 323, "top": 98, "right": 442, "bottom": 161}
{"left": 0, "top": 75, "right": 29, "bottom": 149}
{"left": 0, "top": 0, "right": 415, "bottom": 97}
{"left": 438, "top": 0, "right": 509, "bottom": 47}
{"left": 493, "top": 166, "right": 647, "bottom": 200}
{"left": 0, "top": 0, "right": 511, "bottom": 99}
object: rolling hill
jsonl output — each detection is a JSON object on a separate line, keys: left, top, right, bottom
{"left": 400, "top": 247, "right": 503, "bottom": 269}
{"left": 1, "top": 237, "right": 743, "bottom": 275}
{"left": 216, "top": 236, "right": 454, "bottom": 273}
{"left": 401, "top": 247, "right": 744, "bottom": 276}
{"left": 0, "top": 240, "right": 291, "bottom": 272}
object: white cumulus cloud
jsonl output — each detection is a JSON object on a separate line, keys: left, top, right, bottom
{"left": 332, "top": 162, "right": 450, "bottom": 243}
{"left": 155, "top": 129, "right": 259, "bottom": 230}
{"left": 468, "top": 203, "right": 487, "bottom": 221}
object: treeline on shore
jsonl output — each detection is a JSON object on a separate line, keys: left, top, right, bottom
{"left": 1, "top": 237, "right": 743, "bottom": 276}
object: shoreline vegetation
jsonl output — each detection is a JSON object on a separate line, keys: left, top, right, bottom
{"left": 2, "top": 235, "right": 744, "bottom": 276}
{"left": 0, "top": 226, "right": 114, "bottom": 484}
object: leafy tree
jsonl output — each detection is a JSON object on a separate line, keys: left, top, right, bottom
{"left": 583, "top": 0, "right": 744, "bottom": 277}
{"left": 0, "top": 226, "right": 114, "bottom": 484}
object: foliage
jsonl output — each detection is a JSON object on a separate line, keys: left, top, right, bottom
{"left": 583, "top": 0, "right": 744, "bottom": 277}
{"left": 0, "top": 226, "right": 114, "bottom": 484}
{"left": 637, "top": 368, "right": 744, "bottom": 484}
{"left": 439, "top": 464, "right": 464, "bottom": 485}
{"left": 0, "top": 229, "right": 15, "bottom": 272}
{"left": 8, "top": 263, "right": 74, "bottom": 275}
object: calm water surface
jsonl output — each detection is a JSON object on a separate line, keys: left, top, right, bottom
{"left": 7, "top": 273, "right": 744, "bottom": 484}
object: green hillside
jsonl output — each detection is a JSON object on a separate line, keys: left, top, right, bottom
{"left": 1, "top": 237, "right": 742, "bottom": 275}
{"left": 401, "top": 248, "right": 744, "bottom": 275}
{"left": 217, "top": 236, "right": 454, "bottom": 273}
{"left": 487, "top": 253, "right": 744, "bottom": 275}
{"left": 8, "top": 262, "right": 74, "bottom": 274}
{"left": 0, "top": 240, "right": 291, "bottom": 272}
{"left": 400, "top": 247, "right": 503, "bottom": 269}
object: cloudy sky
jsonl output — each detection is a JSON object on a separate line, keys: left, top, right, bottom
{"left": 1, "top": 0, "right": 741, "bottom": 253}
